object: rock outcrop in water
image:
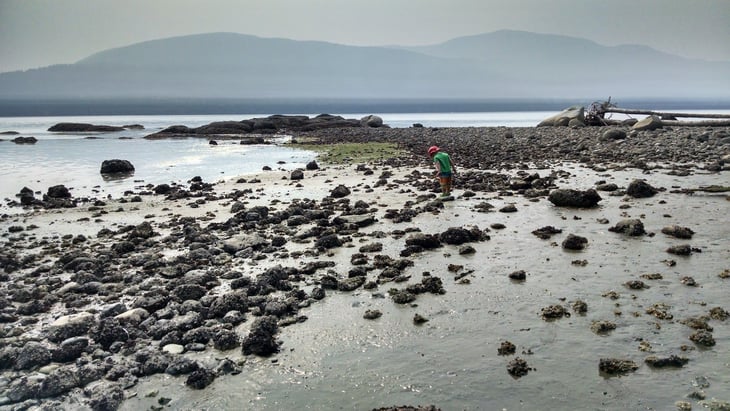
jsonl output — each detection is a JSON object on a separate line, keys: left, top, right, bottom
{"left": 48, "top": 123, "right": 126, "bottom": 132}
{"left": 100, "top": 159, "right": 135, "bottom": 175}
{"left": 144, "top": 114, "right": 386, "bottom": 139}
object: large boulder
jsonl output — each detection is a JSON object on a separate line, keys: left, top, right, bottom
{"left": 538, "top": 106, "right": 585, "bottom": 127}
{"left": 361, "top": 115, "right": 384, "bottom": 128}
{"left": 548, "top": 189, "right": 602, "bottom": 207}
{"left": 100, "top": 159, "right": 135, "bottom": 174}
{"left": 632, "top": 115, "right": 663, "bottom": 131}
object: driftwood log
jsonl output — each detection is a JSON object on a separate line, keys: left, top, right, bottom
{"left": 598, "top": 106, "right": 730, "bottom": 127}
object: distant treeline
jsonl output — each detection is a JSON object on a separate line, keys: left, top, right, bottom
{"left": 1, "top": 97, "right": 729, "bottom": 117}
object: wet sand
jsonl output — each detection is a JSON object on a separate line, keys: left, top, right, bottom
{"left": 0, "top": 125, "right": 729, "bottom": 410}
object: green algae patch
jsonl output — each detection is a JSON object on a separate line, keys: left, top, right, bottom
{"left": 289, "top": 141, "right": 403, "bottom": 164}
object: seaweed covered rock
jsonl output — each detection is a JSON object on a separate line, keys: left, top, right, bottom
{"left": 599, "top": 358, "right": 638, "bottom": 375}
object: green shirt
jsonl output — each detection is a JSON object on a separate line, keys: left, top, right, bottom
{"left": 433, "top": 152, "right": 452, "bottom": 173}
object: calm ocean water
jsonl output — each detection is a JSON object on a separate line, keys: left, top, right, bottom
{"left": 1, "top": 109, "right": 728, "bottom": 209}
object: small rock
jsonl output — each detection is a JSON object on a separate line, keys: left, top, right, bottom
{"left": 413, "top": 314, "right": 429, "bottom": 324}
{"left": 363, "top": 309, "right": 382, "bottom": 320}
{"left": 330, "top": 184, "right": 351, "bottom": 198}
{"left": 624, "top": 280, "right": 648, "bottom": 290}
{"left": 572, "top": 300, "right": 588, "bottom": 314}
{"left": 667, "top": 245, "right": 692, "bottom": 256}
{"left": 498, "top": 341, "right": 516, "bottom": 355}
{"left": 506, "top": 357, "right": 532, "bottom": 377}
{"left": 508, "top": 270, "right": 526, "bottom": 281}
{"left": 644, "top": 355, "right": 688, "bottom": 368}
{"left": 599, "top": 358, "right": 638, "bottom": 375}
{"left": 689, "top": 330, "right": 715, "bottom": 347}
{"left": 590, "top": 321, "right": 617, "bottom": 334}
{"left": 608, "top": 219, "right": 646, "bottom": 236}
{"left": 541, "top": 305, "right": 569, "bottom": 320}
{"left": 661, "top": 225, "right": 694, "bottom": 239}
{"left": 290, "top": 169, "right": 304, "bottom": 180}
{"left": 562, "top": 234, "right": 588, "bottom": 250}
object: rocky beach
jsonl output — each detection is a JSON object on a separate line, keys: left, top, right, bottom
{"left": 1, "top": 119, "right": 729, "bottom": 410}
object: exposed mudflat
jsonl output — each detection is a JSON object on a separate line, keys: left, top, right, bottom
{"left": 0, "top": 125, "right": 729, "bottom": 410}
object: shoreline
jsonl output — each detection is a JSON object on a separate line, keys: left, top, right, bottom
{"left": 1, "top": 125, "right": 729, "bottom": 410}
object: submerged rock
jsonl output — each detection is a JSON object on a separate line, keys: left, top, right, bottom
{"left": 644, "top": 355, "right": 688, "bottom": 368}
{"left": 100, "top": 159, "right": 135, "bottom": 174}
{"left": 599, "top": 358, "right": 638, "bottom": 375}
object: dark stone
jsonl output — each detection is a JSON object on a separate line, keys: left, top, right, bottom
{"left": 38, "top": 365, "right": 80, "bottom": 398}
{"left": 48, "top": 122, "right": 125, "bottom": 132}
{"left": 290, "top": 169, "right": 304, "bottom": 180}
{"left": 644, "top": 355, "right": 688, "bottom": 368}
{"left": 14, "top": 342, "right": 52, "bottom": 370}
{"left": 154, "top": 184, "right": 172, "bottom": 194}
{"left": 405, "top": 233, "right": 442, "bottom": 249}
{"left": 507, "top": 357, "right": 531, "bottom": 377}
{"left": 89, "top": 317, "right": 129, "bottom": 349}
{"left": 186, "top": 368, "right": 217, "bottom": 389}
{"left": 173, "top": 284, "right": 208, "bottom": 301}
{"left": 562, "top": 234, "right": 588, "bottom": 250}
{"left": 498, "top": 341, "right": 516, "bottom": 355}
{"left": 306, "top": 160, "right": 319, "bottom": 170}
{"left": 330, "top": 184, "right": 351, "bottom": 198}
{"left": 86, "top": 383, "right": 125, "bottom": 411}
{"left": 212, "top": 329, "right": 240, "bottom": 350}
{"left": 12, "top": 136, "right": 38, "bottom": 144}
{"left": 531, "top": 226, "right": 562, "bottom": 239}
{"left": 316, "top": 234, "right": 342, "bottom": 249}
{"left": 599, "top": 358, "right": 638, "bottom": 375}
{"left": 508, "top": 270, "right": 526, "bottom": 281}
{"left": 100, "top": 159, "right": 135, "bottom": 174}
{"left": 242, "top": 316, "right": 280, "bottom": 356}
{"left": 208, "top": 291, "right": 248, "bottom": 318}
{"left": 439, "top": 227, "right": 488, "bottom": 245}
{"left": 626, "top": 179, "right": 658, "bottom": 198}
{"left": 363, "top": 309, "right": 382, "bottom": 319}
{"left": 46, "top": 184, "right": 71, "bottom": 198}
{"left": 52, "top": 336, "right": 89, "bottom": 363}
{"left": 548, "top": 189, "right": 602, "bottom": 207}
{"left": 338, "top": 276, "right": 366, "bottom": 292}
{"left": 667, "top": 244, "right": 692, "bottom": 256}
{"left": 689, "top": 330, "right": 716, "bottom": 346}
{"left": 661, "top": 225, "right": 694, "bottom": 239}
{"left": 608, "top": 219, "right": 646, "bottom": 236}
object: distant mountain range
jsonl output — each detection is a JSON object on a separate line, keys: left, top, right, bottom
{"left": 1, "top": 30, "right": 728, "bottom": 102}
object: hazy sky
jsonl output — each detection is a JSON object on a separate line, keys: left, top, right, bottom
{"left": 1, "top": 0, "right": 729, "bottom": 73}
